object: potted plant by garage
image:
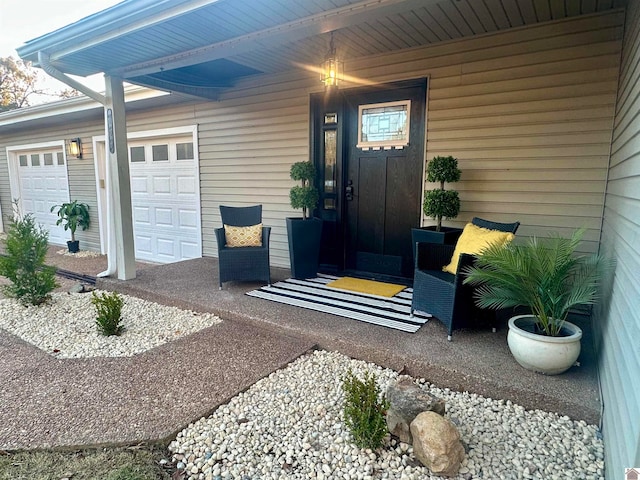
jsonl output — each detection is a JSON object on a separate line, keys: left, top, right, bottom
{"left": 412, "top": 156, "right": 463, "bottom": 256}
{"left": 463, "top": 228, "right": 612, "bottom": 375}
{"left": 51, "top": 200, "right": 90, "bottom": 253}
{"left": 286, "top": 161, "right": 322, "bottom": 280}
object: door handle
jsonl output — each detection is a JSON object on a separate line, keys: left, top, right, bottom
{"left": 345, "top": 180, "right": 354, "bottom": 201}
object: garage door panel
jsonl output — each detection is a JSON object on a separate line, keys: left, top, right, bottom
{"left": 155, "top": 207, "right": 173, "bottom": 227}
{"left": 127, "top": 137, "right": 201, "bottom": 263}
{"left": 133, "top": 206, "right": 151, "bottom": 225}
{"left": 178, "top": 209, "right": 198, "bottom": 228}
{"left": 152, "top": 176, "right": 172, "bottom": 194}
{"left": 131, "top": 176, "right": 149, "bottom": 194}
{"left": 177, "top": 176, "right": 196, "bottom": 195}
{"left": 15, "top": 149, "right": 69, "bottom": 246}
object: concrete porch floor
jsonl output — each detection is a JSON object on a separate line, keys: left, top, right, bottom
{"left": 95, "top": 256, "right": 601, "bottom": 425}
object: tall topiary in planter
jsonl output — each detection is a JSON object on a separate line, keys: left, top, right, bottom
{"left": 463, "top": 228, "right": 613, "bottom": 375}
{"left": 51, "top": 200, "right": 90, "bottom": 253}
{"left": 423, "top": 155, "right": 461, "bottom": 232}
{"left": 412, "top": 156, "right": 462, "bottom": 256}
{"left": 286, "top": 161, "right": 322, "bottom": 279}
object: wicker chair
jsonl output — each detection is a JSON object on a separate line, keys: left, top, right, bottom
{"left": 215, "top": 205, "right": 271, "bottom": 289}
{"left": 411, "top": 217, "right": 520, "bottom": 341}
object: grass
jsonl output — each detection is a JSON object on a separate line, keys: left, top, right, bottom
{"left": 0, "top": 445, "right": 173, "bottom": 480}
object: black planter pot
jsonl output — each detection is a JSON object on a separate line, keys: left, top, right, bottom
{"left": 67, "top": 240, "right": 80, "bottom": 253}
{"left": 286, "top": 217, "right": 323, "bottom": 280}
{"left": 411, "top": 226, "right": 463, "bottom": 262}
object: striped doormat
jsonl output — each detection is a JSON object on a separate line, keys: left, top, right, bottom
{"left": 245, "top": 274, "right": 431, "bottom": 333}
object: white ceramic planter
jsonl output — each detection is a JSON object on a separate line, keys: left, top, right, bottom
{"left": 507, "top": 315, "right": 582, "bottom": 375}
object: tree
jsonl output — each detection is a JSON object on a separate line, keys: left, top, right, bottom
{"left": 0, "top": 56, "right": 44, "bottom": 112}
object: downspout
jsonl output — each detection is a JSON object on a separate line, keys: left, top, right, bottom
{"left": 38, "top": 52, "right": 117, "bottom": 278}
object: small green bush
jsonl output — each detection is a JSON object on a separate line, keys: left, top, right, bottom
{"left": 0, "top": 214, "right": 57, "bottom": 305}
{"left": 92, "top": 291, "right": 125, "bottom": 336}
{"left": 342, "top": 368, "right": 390, "bottom": 449}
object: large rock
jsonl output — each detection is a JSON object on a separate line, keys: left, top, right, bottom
{"left": 386, "top": 378, "right": 445, "bottom": 444}
{"left": 410, "top": 411, "right": 465, "bottom": 477}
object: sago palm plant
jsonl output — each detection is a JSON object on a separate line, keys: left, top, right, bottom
{"left": 463, "top": 228, "right": 611, "bottom": 336}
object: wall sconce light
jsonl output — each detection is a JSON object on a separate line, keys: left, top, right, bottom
{"left": 69, "top": 138, "right": 82, "bottom": 159}
{"left": 320, "top": 32, "right": 343, "bottom": 90}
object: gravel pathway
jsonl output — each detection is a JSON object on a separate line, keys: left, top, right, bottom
{"left": 169, "top": 350, "right": 605, "bottom": 480}
{"left": 0, "top": 290, "right": 221, "bottom": 358}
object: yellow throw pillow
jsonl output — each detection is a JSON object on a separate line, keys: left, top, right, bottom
{"left": 224, "top": 223, "right": 263, "bottom": 247}
{"left": 442, "top": 223, "right": 515, "bottom": 274}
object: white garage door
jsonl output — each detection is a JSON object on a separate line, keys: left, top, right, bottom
{"left": 15, "top": 149, "right": 70, "bottom": 246}
{"left": 128, "top": 137, "right": 201, "bottom": 263}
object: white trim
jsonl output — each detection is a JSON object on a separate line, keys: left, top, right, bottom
{"left": 92, "top": 124, "right": 202, "bottom": 260}
{"left": 5, "top": 140, "right": 69, "bottom": 219}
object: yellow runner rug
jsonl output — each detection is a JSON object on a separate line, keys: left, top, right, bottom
{"left": 325, "top": 277, "right": 406, "bottom": 297}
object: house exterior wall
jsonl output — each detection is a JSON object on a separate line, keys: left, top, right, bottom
{"left": 596, "top": 0, "right": 640, "bottom": 475}
{"left": 199, "top": 11, "right": 623, "bottom": 263}
{"left": 0, "top": 11, "right": 624, "bottom": 267}
{"left": 0, "top": 116, "right": 103, "bottom": 251}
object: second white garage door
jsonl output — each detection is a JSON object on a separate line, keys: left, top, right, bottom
{"left": 128, "top": 136, "right": 201, "bottom": 263}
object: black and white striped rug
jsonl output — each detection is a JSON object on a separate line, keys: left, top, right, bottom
{"left": 246, "top": 274, "right": 431, "bottom": 333}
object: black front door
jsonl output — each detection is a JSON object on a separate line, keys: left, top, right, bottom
{"left": 343, "top": 82, "right": 426, "bottom": 278}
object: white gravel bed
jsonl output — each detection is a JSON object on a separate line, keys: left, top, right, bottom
{"left": 170, "top": 350, "right": 605, "bottom": 480}
{"left": 55, "top": 248, "right": 103, "bottom": 258}
{"left": 0, "top": 291, "right": 221, "bottom": 358}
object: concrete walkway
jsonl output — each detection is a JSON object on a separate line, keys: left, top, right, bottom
{"left": 99, "top": 257, "right": 602, "bottom": 425}
{"left": 0, "top": 317, "right": 313, "bottom": 450}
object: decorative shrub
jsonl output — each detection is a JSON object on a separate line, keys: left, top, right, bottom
{"left": 92, "top": 291, "right": 125, "bottom": 336}
{"left": 289, "top": 161, "right": 319, "bottom": 220}
{"left": 0, "top": 214, "right": 57, "bottom": 305}
{"left": 423, "top": 156, "right": 461, "bottom": 231}
{"left": 342, "top": 368, "right": 390, "bottom": 449}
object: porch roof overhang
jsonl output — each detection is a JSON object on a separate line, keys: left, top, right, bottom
{"left": 16, "top": 0, "right": 626, "bottom": 100}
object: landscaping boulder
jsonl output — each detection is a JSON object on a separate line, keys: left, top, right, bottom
{"left": 410, "top": 411, "right": 465, "bottom": 477}
{"left": 386, "top": 378, "right": 445, "bottom": 444}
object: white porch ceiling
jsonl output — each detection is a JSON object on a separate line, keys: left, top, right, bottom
{"left": 17, "top": 0, "right": 626, "bottom": 97}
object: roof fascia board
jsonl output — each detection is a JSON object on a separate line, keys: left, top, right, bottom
{"left": 18, "top": 0, "right": 220, "bottom": 66}
{"left": 113, "top": 0, "right": 437, "bottom": 78}
{"left": 0, "top": 87, "right": 167, "bottom": 129}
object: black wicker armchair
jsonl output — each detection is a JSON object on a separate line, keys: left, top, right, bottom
{"left": 410, "top": 217, "right": 520, "bottom": 340}
{"left": 215, "top": 205, "right": 271, "bottom": 289}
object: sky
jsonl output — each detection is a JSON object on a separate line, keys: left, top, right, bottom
{"left": 0, "top": 0, "right": 124, "bottom": 102}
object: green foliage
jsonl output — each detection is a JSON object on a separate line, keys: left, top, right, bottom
{"left": 463, "top": 228, "right": 613, "bottom": 336}
{"left": 0, "top": 214, "right": 57, "bottom": 305}
{"left": 0, "top": 56, "right": 42, "bottom": 112}
{"left": 289, "top": 161, "right": 319, "bottom": 220}
{"left": 50, "top": 200, "right": 90, "bottom": 242}
{"left": 423, "top": 156, "right": 461, "bottom": 231}
{"left": 342, "top": 368, "right": 390, "bottom": 449}
{"left": 92, "top": 291, "right": 125, "bottom": 336}
{"left": 426, "top": 155, "right": 461, "bottom": 184}
{"left": 290, "top": 161, "right": 316, "bottom": 182}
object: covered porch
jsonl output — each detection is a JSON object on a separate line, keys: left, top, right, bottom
{"left": 9, "top": 0, "right": 639, "bottom": 473}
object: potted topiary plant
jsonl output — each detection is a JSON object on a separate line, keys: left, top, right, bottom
{"left": 286, "top": 161, "right": 322, "bottom": 279}
{"left": 412, "top": 156, "right": 462, "bottom": 258}
{"left": 50, "top": 200, "right": 90, "bottom": 253}
{"left": 463, "top": 228, "right": 612, "bottom": 375}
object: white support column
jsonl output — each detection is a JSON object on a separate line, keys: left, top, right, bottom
{"left": 104, "top": 76, "right": 136, "bottom": 280}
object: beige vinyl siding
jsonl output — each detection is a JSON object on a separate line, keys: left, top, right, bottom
{"left": 418, "top": 12, "right": 623, "bottom": 253}
{"left": 595, "top": 0, "right": 640, "bottom": 475}
{"left": 0, "top": 119, "right": 103, "bottom": 252}
{"left": 194, "top": 96, "right": 309, "bottom": 266}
